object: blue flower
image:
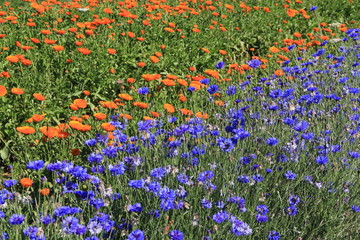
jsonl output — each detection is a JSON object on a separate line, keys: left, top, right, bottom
{"left": 169, "top": 230, "right": 184, "bottom": 240}
{"left": 226, "top": 85, "right": 237, "bottom": 95}
{"left": 267, "top": 231, "right": 281, "bottom": 240}
{"left": 256, "top": 205, "right": 269, "bottom": 215}
{"left": 247, "top": 59, "right": 261, "bottom": 68}
{"left": 315, "top": 155, "right": 328, "bottom": 165}
{"left": 284, "top": 171, "right": 296, "bottom": 180}
{"left": 26, "top": 160, "right": 44, "bottom": 171}
{"left": 127, "top": 203, "right": 143, "bottom": 213}
{"left": 285, "top": 205, "right": 298, "bottom": 215}
{"left": 230, "top": 218, "right": 252, "bottom": 236}
{"left": 3, "top": 180, "right": 17, "bottom": 188}
{"left": 8, "top": 214, "right": 24, "bottom": 225}
{"left": 198, "top": 170, "right": 214, "bottom": 182}
{"left": 201, "top": 198, "right": 212, "bottom": 209}
{"left": 200, "top": 78, "right": 210, "bottom": 85}
{"left": 310, "top": 6, "right": 318, "bottom": 11}
{"left": 87, "top": 153, "right": 103, "bottom": 164}
{"left": 255, "top": 214, "right": 268, "bottom": 223}
{"left": 138, "top": 87, "right": 149, "bottom": 94}
{"left": 207, "top": 85, "right": 219, "bottom": 94}
{"left": 288, "top": 195, "right": 301, "bottom": 206}
{"left": 215, "top": 61, "right": 225, "bottom": 69}
{"left": 266, "top": 137, "right": 278, "bottom": 146}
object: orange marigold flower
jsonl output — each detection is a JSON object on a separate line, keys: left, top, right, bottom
{"left": 137, "top": 62, "right": 146, "bottom": 67}
{"left": 32, "top": 114, "right": 44, "bottom": 122}
{"left": 119, "top": 114, "right": 132, "bottom": 120}
{"left": 274, "top": 69, "right": 285, "bottom": 76}
{"left": 128, "top": 32, "right": 135, "bottom": 38}
{"left": 20, "top": 178, "right": 33, "bottom": 188}
{"left": 118, "top": 94, "right": 133, "bottom": 101}
{"left": 201, "top": 48, "right": 210, "bottom": 53}
{"left": 150, "top": 111, "right": 160, "bottom": 117}
{"left": 286, "top": 8, "right": 298, "bottom": 17}
{"left": 177, "top": 79, "right": 188, "bottom": 86}
{"left": 33, "top": 93, "right": 45, "bottom": 101}
{"left": 269, "top": 46, "right": 280, "bottom": 53}
{"left": 133, "top": 102, "right": 148, "bottom": 109}
{"left": 196, "top": 112, "right": 209, "bottom": 119}
{"left": 31, "top": 38, "right": 40, "bottom": 44}
{"left": 11, "top": 88, "right": 24, "bottom": 95}
{"left": 189, "top": 66, "right": 196, "bottom": 71}
{"left": 102, "top": 122, "right": 116, "bottom": 131}
{"left": 180, "top": 108, "right": 193, "bottom": 116}
{"left": 21, "top": 59, "right": 32, "bottom": 66}
{"left": 40, "top": 30, "right": 51, "bottom": 35}
{"left": 107, "top": 48, "right": 116, "bottom": 54}
{"left": 94, "top": 112, "right": 107, "bottom": 120}
{"left": 204, "top": 69, "right": 220, "bottom": 79}
{"left": 161, "top": 79, "right": 176, "bottom": 86}
{"left": 164, "top": 28, "right": 175, "bottom": 33}
{"left": 0, "top": 85, "right": 7, "bottom": 96}
{"left": 73, "top": 99, "right": 87, "bottom": 109}
{"left": 127, "top": 78, "right": 136, "bottom": 84}
{"left": 6, "top": 55, "right": 19, "bottom": 63}
{"left": 293, "top": 32, "right": 302, "bottom": 38}
{"left": 77, "top": 48, "right": 91, "bottom": 55}
{"left": 39, "top": 188, "right": 50, "bottom": 196}
{"left": 164, "top": 103, "right": 175, "bottom": 113}
{"left": 16, "top": 126, "right": 36, "bottom": 135}
{"left": 39, "top": 126, "right": 59, "bottom": 139}
{"left": 52, "top": 45, "right": 64, "bottom": 52}
{"left": 154, "top": 52, "right": 163, "bottom": 57}
{"left": 219, "top": 50, "right": 227, "bottom": 55}
{"left": 100, "top": 101, "right": 118, "bottom": 109}
{"left": 150, "top": 56, "right": 159, "bottom": 63}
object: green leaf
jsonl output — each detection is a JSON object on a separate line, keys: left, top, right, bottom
{"left": 0, "top": 147, "right": 9, "bottom": 160}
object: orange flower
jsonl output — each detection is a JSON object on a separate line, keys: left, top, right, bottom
{"left": 180, "top": 108, "right": 193, "bottom": 116}
{"left": 269, "top": 46, "right": 280, "bottom": 53}
{"left": 189, "top": 66, "right": 196, "bottom": 71}
{"left": 127, "top": 78, "right": 136, "bottom": 84}
{"left": 11, "top": 88, "right": 24, "bottom": 95}
{"left": 274, "top": 69, "right": 285, "bottom": 76}
{"left": 52, "top": 45, "right": 64, "bottom": 52}
{"left": 219, "top": 50, "right": 227, "bottom": 55}
{"left": 286, "top": 9, "right": 298, "bottom": 17}
{"left": 83, "top": 90, "right": 90, "bottom": 96}
{"left": 20, "top": 178, "right": 33, "bottom": 188}
{"left": 31, "top": 38, "right": 40, "bottom": 44}
{"left": 16, "top": 126, "right": 36, "bottom": 135}
{"left": 204, "top": 69, "right": 219, "bottom": 79}
{"left": 107, "top": 48, "right": 116, "bottom": 54}
{"left": 177, "top": 79, "right": 188, "bottom": 86}
{"left": 102, "top": 122, "right": 116, "bottom": 131}
{"left": 142, "top": 74, "right": 161, "bottom": 81}
{"left": 32, "top": 114, "right": 44, "bottom": 122}
{"left": 33, "top": 93, "right": 45, "bottom": 101}
{"left": 40, "top": 30, "right": 51, "bottom": 35}
{"left": 154, "top": 52, "right": 163, "bottom": 57}
{"left": 150, "top": 56, "right": 159, "bottom": 63}
{"left": 21, "top": 59, "right": 32, "bottom": 66}
{"left": 164, "top": 103, "right": 175, "bottom": 113}
{"left": 0, "top": 85, "right": 7, "bottom": 96}
{"left": 128, "top": 32, "right": 135, "bottom": 38}
{"left": 39, "top": 188, "right": 50, "bottom": 196}
{"left": 6, "top": 55, "right": 19, "bottom": 63}
{"left": 137, "top": 62, "right": 146, "bottom": 67}
{"left": 100, "top": 101, "right": 118, "bottom": 109}
{"left": 161, "top": 79, "right": 176, "bottom": 86}
{"left": 150, "top": 111, "right": 160, "bottom": 117}
{"left": 119, "top": 114, "right": 132, "bottom": 120}
{"left": 133, "top": 102, "right": 148, "bottom": 109}
{"left": 73, "top": 99, "right": 88, "bottom": 108}
{"left": 39, "top": 126, "right": 59, "bottom": 139}
{"left": 77, "top": 48, "right": 91, "bottom": 55}
{"left": 164, "top": 28, "right": 175, "bottom": 33}
{"left": 70, "top": 148, "right": 80, "bottom": 156}
{"left": 201, "top": 48, "right": 210, "bottom": 53}
{"left": 118, "top": 94, "right": 133, "bottom": 101}
{"left": 94, "top": 112, "right": 107, "bottom": 120}
{"left": 195, "top": 112, "right": 209, "bottom": 119}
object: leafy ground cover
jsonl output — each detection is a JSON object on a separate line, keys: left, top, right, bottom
{"left": 0, "top": 0, "right": 359, "bottom": 239}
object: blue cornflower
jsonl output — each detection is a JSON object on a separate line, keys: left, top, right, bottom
{"left": 26, "top": 160, "right": 44, "bottom": 171}
{"left": 87, "top": 153, "right": 103, "bottom": 164}
{"left": 351, "top": 205, "right": 360, "bottom": 212}
{"left": 284, "top": 171, "right": 296, "bottom": 180}
{"left": 207, "top": 85, "right": 219, "bottom": 94}
{"left": 256, "top": 205, "right": 269, "bottom": 215}
{"left": 266, "top": 137, "right": 278, "bottom": 146}
{"left": 212, "top": 211, "right": 229, "bottom": 223}
{"left": 348, "top": 151, "right": 360, "bottom": 159}
{"left": 230, "top": 219, "right": 253, "bottom": 236}
{"left": 255, "top": 214, "right": 268, "bottom": 223}
{"left": 293, "top": 121, "right": 309, "bottom": 132}
{"left": 247, "top": 59, "right": 261, "bottom": 68}
{"left": 315, "top": 155, "right": 328, "bottom": 165}
{"left": 177, "top": 173, "right": 189, "bottom": 184}
{"left": 200, "top": 78, "right": 210, "bottom": 85}
{"left": 8, "top": 214, "right": 24, "bottom": 225}
{"left": 187, "top": 86, "right": 196, "bottom": 91}
{"left": 150, "top": 167, "right": 166, "bottom": 179}
{"left": 128, "top": 179, "right": 145, "bottom": 189}
{"left": 0, "top": 211, "right": 5, "bottom": 218}
{"left": 40, "top": 214, "right": 55, "bottom": 225}
{"left": 285, "top": 205, "right": 298, "bottom": 215}
{"left": 108, "top": 162, "right": 126, "bottom": 175}
{"left": 198, "top": 170, "right": 214, "bottom": 182}
{"left": 201, "top": 198, "right": 212, "bottom": 209}
{"left": 252, "top": 174, "right": 264, "bottom": 182}
{"left": 267, "top": 231, "right": 281, "bottom": 240}
{"left": 288, "top": 195, "right": 301, "bottom": 206}
{"left": 84, "top": 139, "right": 97, "bottom": 146}
{"left": 102, "top": 146, "right": 117, "bottom": 158}
{"left": 237, "top": 175, "right": 250, "bottom": 183}
{"left": 127, "top": 203, "right": 142, "bottom": 213}
{"left": 310, "top": 6, "right": 318, "bottom": 11}
{"left": 137, "top": 87, "right": 149, "bottom": 95}
{"left": 3, "top": 180, "right": 17, "bottom": 188}
{"left": 215, "top": 61, "right": 225, "bottom": 69}
{"left": 226, "top": 85, "right": 237, "bottom": 95}
{"left": 169, "top": 230, "right": 184, "bottom": 240}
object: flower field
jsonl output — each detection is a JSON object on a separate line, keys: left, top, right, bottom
{"left": 0, "top": 0, "right": 359, "bottom": 239}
